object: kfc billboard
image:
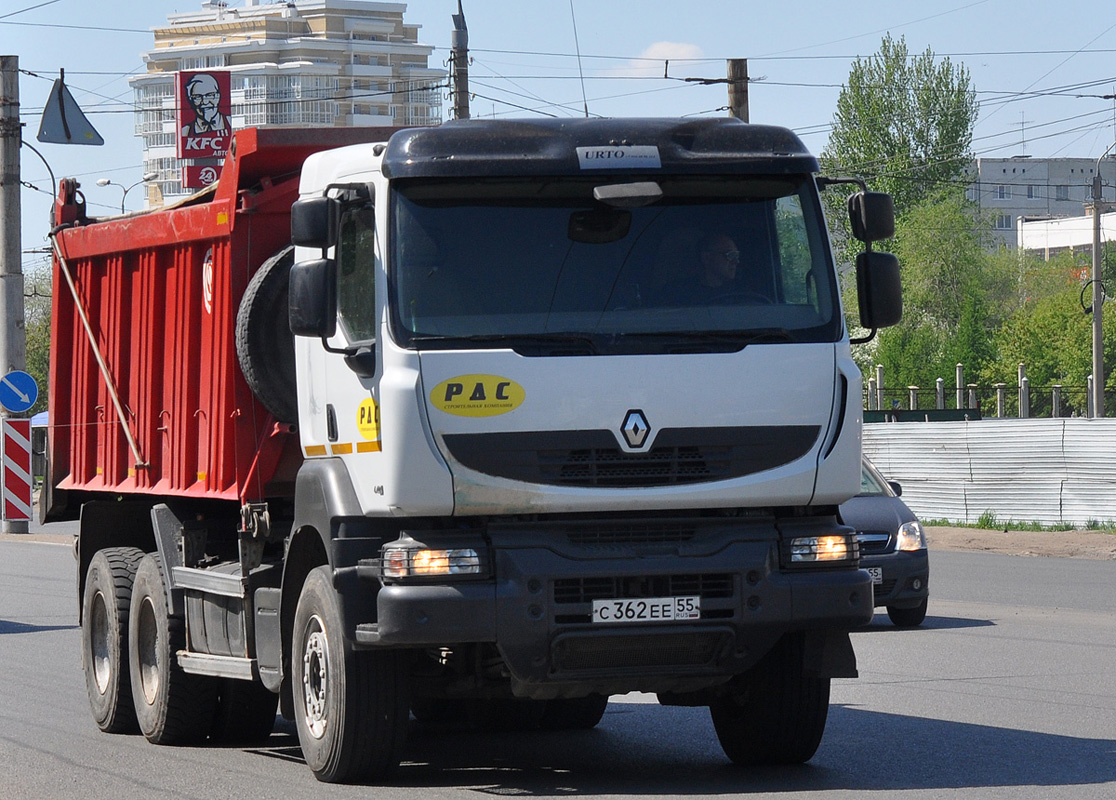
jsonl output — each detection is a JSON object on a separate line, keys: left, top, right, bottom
{"left": 176, "top": 70, "right": 233, "bottom": 159}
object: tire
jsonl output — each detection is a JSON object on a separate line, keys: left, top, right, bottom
{"left": 82, "top": 547, "right": 145, "bottom": 734}
{"left": 210, "top": 678, "right": 279, "bottom": 744}
{"left": 293, "top": 566, "right": 409, "bottom": 783}
{"left": 709, "top": 633, "right": 830, "bottom": 766}
{"left": 236, "top": 246, "right": 297, "bottom": 422}
{"left": 128, "top": 553, "right": 218, "bottom": 745}
{"left": 887, "top": 598, "right": 928, "bottom": 628}
{"left": 540, "top": 694, "right": 609, "bottom": 731}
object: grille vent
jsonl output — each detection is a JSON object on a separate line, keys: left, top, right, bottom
{"left": 553, "top": 573, "right": 734, "bottom": 605}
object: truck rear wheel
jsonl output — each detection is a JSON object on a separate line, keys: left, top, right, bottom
{"left": 709, "top": 633, "right": 830, "bottom": 765}
{"left": 293, "top": 566, "right": 409, "bottom": 783}
{"left": 236, "top": 246, "right": 297, "bottom": 422}
{"left": 82, "top": 546, "right": 145, "bottom": 733}
{"left": 540, "top": 694, "right": 609, "bottom": 730}
{"left": 128, "top": 553, "right": 218, "bottom": 744}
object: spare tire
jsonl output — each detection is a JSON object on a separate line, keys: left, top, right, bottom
{"left": 236, "top": 246, "right": 298, "bottom": 423}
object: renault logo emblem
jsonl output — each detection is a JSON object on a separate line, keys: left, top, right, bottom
{"left": 621, "top": 409, "right": 650, "bottom": 448}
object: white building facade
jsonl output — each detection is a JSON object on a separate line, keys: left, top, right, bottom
{"left": 968, "top": 156, "right": 1116, "bottom": 249}
{"left": 131, "top": 0, "right": 444, "bottom": 203}
{"left": 1017, "top": 210, "right": 1116, "bottom": 260}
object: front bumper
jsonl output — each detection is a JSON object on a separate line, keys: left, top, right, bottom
{"left": 862, "top": 549, "right": 929, "bottom": 608}
{"left": 352, "top": 516, "right": 873, "bottom": 693}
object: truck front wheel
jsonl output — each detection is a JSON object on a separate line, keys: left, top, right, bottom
{"left": 293, "top": 566, "right": 409, "bottom": 783}
{"left": 128, "top": 553, "right": 218, "bottom": 744}
{"left": 709, "top": 633, "right": 830, "bottom": 765}
{"left": 82, "top": 546, "right": 145, "bottom": 733}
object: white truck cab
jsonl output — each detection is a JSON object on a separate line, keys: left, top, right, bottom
{"left": 284, "top": 117, "right": 902, "bottom": 781}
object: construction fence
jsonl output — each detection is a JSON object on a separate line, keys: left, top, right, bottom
{"left": 863, "top": 418, "right": 1116, "bottom": 528}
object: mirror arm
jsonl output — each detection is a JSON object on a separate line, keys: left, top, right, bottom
{"left": 816, "top": 175, "right": 868, "bottom": 193}
{"left": 849, "top": 327, "right": 877, "bottom": 346}
{"left": 321, "top": 337, "right": 356, "bottom": 356}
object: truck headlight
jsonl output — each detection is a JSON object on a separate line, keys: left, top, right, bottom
{"left": 787, "top": 534, "right": 858, "bottom": 564}
{"left": 381, "top": 544, "right": 485, "bottom": 580}
{"left": 896, "top": 521, "right": 927, "bottom": 552}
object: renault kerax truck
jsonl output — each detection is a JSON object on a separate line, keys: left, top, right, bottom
{"left": 49, "top": 118, "right": 902, "bottom": 783}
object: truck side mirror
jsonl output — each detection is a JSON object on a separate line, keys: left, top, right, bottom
{"left": 289, "top": 258, "right": 337, "bottom": 338}
{"left": 291, "top": 196, "right": 341, "bottom": 249}
{"left": 848, "top": 191, "right": 894, "bottom": 243}
{"left": 856, "top": 251, "right": 902, "bottom": 329}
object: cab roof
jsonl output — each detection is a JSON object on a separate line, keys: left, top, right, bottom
{"left": 381, "top": 117, "right": 818, "bottom": 179}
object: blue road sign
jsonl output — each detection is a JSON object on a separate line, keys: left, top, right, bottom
{"left": 0, "top": 371, "right": 38, "bottom": 414}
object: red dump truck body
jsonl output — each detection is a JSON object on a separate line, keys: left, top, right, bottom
{"left": 47, "top": 127, "right": 392, "bottom": 517}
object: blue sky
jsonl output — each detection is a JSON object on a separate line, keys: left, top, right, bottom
{"left": 8, "top": 0, "right": 1116, "bottom": 271}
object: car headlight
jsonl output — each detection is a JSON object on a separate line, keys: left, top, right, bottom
{"left": 896, "top": 520, "right": 927, "bottom": 552}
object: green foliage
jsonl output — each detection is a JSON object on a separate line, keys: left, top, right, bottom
{"left": 23, "top": 264, "right": 51, "bottom": 417}
{"left": 821, "top": 34, "right": 978, "bottom": 215}
{"left": 983, "top": 276, "right": 1116, "bottom": 399}
{"left": 855, "top": 191, "right": 1009, "bottom": 389}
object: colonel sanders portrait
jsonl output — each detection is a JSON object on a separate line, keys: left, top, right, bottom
{"left": 180, "top": 72, "right": 232, "bottom": 136}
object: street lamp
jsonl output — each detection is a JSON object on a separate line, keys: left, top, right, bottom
{"left": 96, "top": 171, "right": 158, "bottom": 213}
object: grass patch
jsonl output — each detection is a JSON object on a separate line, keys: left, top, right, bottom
{"left": 921, "top": 514, "right": 1115, "bottom": 532}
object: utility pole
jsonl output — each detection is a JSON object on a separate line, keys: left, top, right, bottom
{"left": 727, "top": 59, "right": 748, "bottom": 122}
{"left": 1092, "top": 169, "right": 1106, "bottom": 417}
{"left": 1, "top": 55, "right": 28, "bottom": 533}
{"left": 451, "top": 1, "right": 470, "bottom": 120}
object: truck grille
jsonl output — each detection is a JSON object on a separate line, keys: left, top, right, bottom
{"left": 553, "top": 573, "right": 734, "bottom": 604}
{"left": 543, "top": 445, "right": 721, "bottom": 486}
{"left": 566, "top": 523, "right": 696, "bottom": 546}
{"left": 442, "top": 426, "right": 819, "bottom": 489}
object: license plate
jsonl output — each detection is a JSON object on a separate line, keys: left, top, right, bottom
{"left": 866, "top": 566, "right": 883, "bottom": 585}
{"left": 592, "top": 596, "right": 701, "bottom": 624}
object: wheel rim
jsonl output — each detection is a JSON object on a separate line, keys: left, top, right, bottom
{"left": 301, "top": 614, "right": 330, "bottom": 739}
{"left": 89, "top": 590, "right": 112, "bottom": 694}
{"left": 136, "top": 596, "right": 161, "bottom": 705}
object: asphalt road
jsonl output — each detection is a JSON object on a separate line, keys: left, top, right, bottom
{"left": 2, "top": 537, "right": 1114, "bottom": 800}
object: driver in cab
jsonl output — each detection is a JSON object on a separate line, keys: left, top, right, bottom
{"left": 662, "top": 233, "right": 746, "bottom": 306}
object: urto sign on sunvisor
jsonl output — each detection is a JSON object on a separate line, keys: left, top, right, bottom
{"left": 576, "top": 145, "right": 662, "bottom": 169}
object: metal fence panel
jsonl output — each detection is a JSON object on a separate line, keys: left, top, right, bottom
{"left": 863, "top": 419, "right": 1116, "bottom": 527}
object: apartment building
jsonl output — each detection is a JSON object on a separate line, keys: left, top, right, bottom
{"left": 131, "top": 0, "right": 444, "bottom": 202}
{"left": 968, "top": 156, "right": 1116, "bottom": 248}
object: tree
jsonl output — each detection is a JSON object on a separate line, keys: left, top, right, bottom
{"left": 23, "top": 262, "right": 51, "bottom": 417}
{"left": 822, "top": 34, "right": 978, "bottom": 218}
{"left": 983, "top": 251, "right": 1116, "bottom": 412}
{"left": 852, "top": 191, "right": 1013, "bottom": 392}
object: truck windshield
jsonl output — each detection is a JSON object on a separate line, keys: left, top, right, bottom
{"left": 390, "top": 175, "right": 840, "bottom": 355}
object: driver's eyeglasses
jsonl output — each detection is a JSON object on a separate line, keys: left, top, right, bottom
{"left": 711, "top": 249, "right": 740, "bottom": 262}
